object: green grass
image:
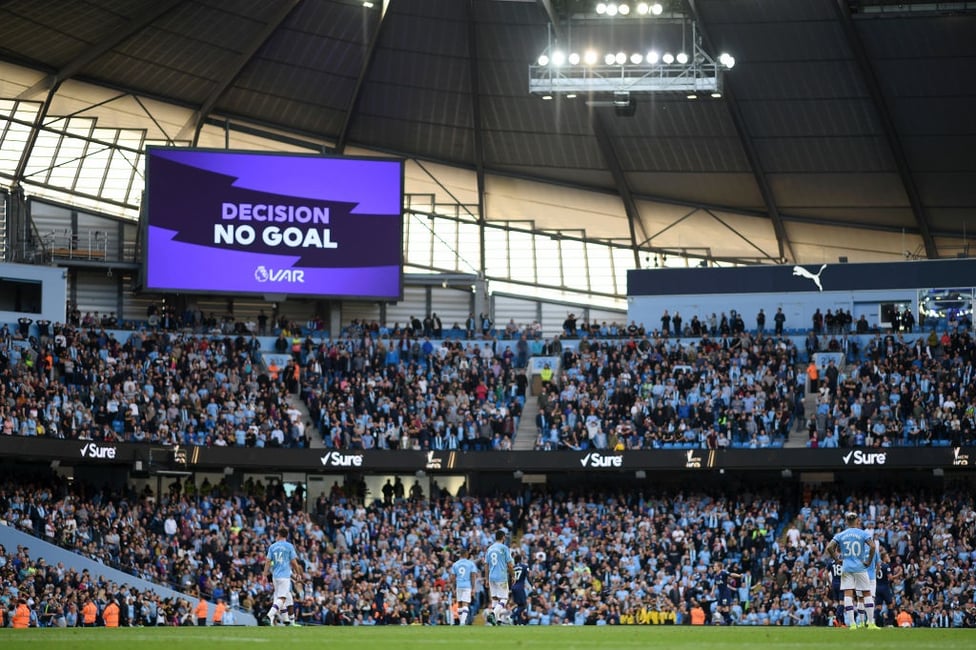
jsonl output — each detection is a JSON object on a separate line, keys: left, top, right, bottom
{"left": 1, "top": 625, "right": 973, "bottom": 650}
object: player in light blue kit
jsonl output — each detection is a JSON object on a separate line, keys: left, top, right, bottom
{"left": 265, "top": 526, "right": 303, "bottom": 626}
{"left": 451, "top": 546, "right": 479, "bottom": 625}
{"left": 824, "top": 512, "right": 875, "bottom": 630}
{"left": 484, "top": 530, "right": 514, "bottom": 625}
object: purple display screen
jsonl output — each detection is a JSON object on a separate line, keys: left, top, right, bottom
{"left": 144, "top": 148, "right": 403, "bottom": 299}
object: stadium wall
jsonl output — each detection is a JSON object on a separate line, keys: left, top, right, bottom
{"left": 0, "top": 262, "right": 67, "bottom": 324}
{"left": 627, "top": 259, "right": 976, "bottom": 333}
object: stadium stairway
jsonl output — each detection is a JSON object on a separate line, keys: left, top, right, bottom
{"left": 0, "top": 523, "right": 257, "bottom": 625}
{"left": 287, "top": 392, "right": 324, "bottom": 450}
{"left": 785, "top": 388, "right": 820, "bottom": 449}
{"left": 513, "top": 371, "right": 539, "bottom": 450}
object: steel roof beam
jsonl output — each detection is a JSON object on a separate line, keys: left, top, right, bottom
{"left": 687, "top": 0, "right": 796, "bottom": 264}
{"left": 833, "top": 0, "right": 938, "bottom": 259}
{"left": 12, "top": 0, "right": 184, "bottom": 185}
{"left": 335, "top": 1, "right": 389, "bottom": 154}
{"left": 592, "top": 111, "right": 648, "bottom": 270}
{"left": 467, "top": 0, "right": 488, "bottom": 286}
{"left": 182, "top": 0, "right": 303, "bottom": 145}
{"left": 16, "top": 0, "right": 185, "bottom": 101}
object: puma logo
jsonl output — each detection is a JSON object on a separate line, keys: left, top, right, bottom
{"left": 792, "top": 264, "right": 827, "bottom": 292}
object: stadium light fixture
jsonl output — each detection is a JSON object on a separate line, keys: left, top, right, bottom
{"left": 637, "top": 2, "right": 649, "bottom": 14}
{"left": 532, "top": 12, "right": 732, "bottom": 101}
{"left": 606, "top": 3, "right": 618, "bottom": 16}
{"left": 619, "top": 3, "right": 630, "bottom": 14}
{"left": 651, "top": 2, "right": 663, "bottom": 15}
{"left": 596, "top": 2, "right": 607, "bottom": 14}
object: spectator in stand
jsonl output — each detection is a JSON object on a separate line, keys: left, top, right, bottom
{"left": 774, "top": 308, "right": 786, "bottom": 336}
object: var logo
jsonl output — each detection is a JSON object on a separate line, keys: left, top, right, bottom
{"left": 254, "top": 265, "right": 305, "bottom": 283}
{"left": 580, "top": 452, "right": 623, "bottom": 468}
{"left": 842, "top": 450, "right": 886, "bottom": 466}
{"left": 80, "top": 443, "right": 117, "bottom": 459}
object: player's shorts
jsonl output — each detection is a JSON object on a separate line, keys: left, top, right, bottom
{"left": 875, "top": 585, "right": 893, "bottom": 605}
{"left": 273, "top": 577, "right": 294, "bottom": 606}
{"left": 840, "top": 571, "right": 871, "bottom": 592}
{"left": 830, "top": 580, "right": 842, "bottom": 602}
{"left": 488, "top": 581, "right": 510, "bottom": 601}
{"left": 456, "top": 587, "right": 473, "bottom": 604}
{"left": 512, "top": 587, "right": 527, "bottom": 606}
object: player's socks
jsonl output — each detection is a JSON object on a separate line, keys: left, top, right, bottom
{"left": 267, "top": 603, "right": 279, "bottom": 625}
{"left": 843, "top": 596, "right": 855, "bottom": 628}
{"left": 864, "top": 600, "right": 875, "bottom": 628}
{"left": 459, "top": 606, "right": 469, "bottom": 626}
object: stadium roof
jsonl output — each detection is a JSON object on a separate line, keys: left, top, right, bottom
{"left": 0, "top": 0, "right": 974, "bottom": 270}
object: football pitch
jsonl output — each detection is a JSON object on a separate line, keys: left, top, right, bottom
{"left": 1, "top": 626, "right": 973, "bottom": 650}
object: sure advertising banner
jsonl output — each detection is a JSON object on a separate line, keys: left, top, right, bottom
{"left": 144, "top": 148, "right": 403, "bottom": 299}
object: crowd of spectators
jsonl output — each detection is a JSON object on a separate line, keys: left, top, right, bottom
{"left": 0, "top": 322, "right": 310, "bottom": 449}
{"left": 1, "top": 301, "right": 974, "bottom": 453}
{"left": 532, "top": 332, "right": 804, "bottom": 451}
{"left": 2, "top": 470, "right": 974, "bottom": 627}
{"left": 804, "top": 329, "right": 976, "bottom": 448}
{"left": 298, "top": 335, "right": 527, "bottom": 451}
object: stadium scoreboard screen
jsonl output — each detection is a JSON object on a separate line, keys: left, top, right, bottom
{"left": 143, "top": 148, "right": 403, "bottom": 300}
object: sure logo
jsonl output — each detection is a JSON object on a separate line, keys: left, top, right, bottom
{"left": 254, "top": 265, "right": 305, "bottom": 283}
{"left": 320, "top": 451, "right": 364, "bottom": 467}
{"left": 79, "top": 442, "right": 117, "bottom": 460}
{"left": 842, "top": 450, "right": 886, "bottom": 466}
{"left": 580, "top": 452, "right": 623, "bottom": 468}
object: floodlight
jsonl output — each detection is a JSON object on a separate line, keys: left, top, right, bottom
{"left": 552, "top": 50, "right": 566, "bottom": 66}
{"left": 619, "top": 3, "right": 630, "bottom": 14}
{"left": 711, "top": 91, "right": 722, "bottom": 98}
{"left": 538, "top": 54, "right": 550, "bottom": 66}
{"left": 651, "top": 2, "right": 663, "bottom": 15}
{"left": 542, "top": 94, "right": 553, "bottom": 100}
{"left": 719, "top": 53, "right": 735, "bottom": 68}
{"left": 566, "top": 93, "right": 577, "bottom": 99}
{"left": 637, "top": 2, "right": 649, "bottom": 14}
{"left": 676, "top": 52, "right": 688, "bottom": 64}
{"left": 646, "top": 50, "right": 659, "bottom": 64}
{"left": 596, "top": 3, "right": 607, "bottom": 14}
{"left": 630, "top": 53, "right": 643, "bottom": 64}
{"left": 568, "top": 52, "right": 581, "bottom": 65}
{"left": 584, "top": 49, "right": 598, "bottom": 65}
{"left": 614, "top": 51, "right": 627, "bottom": 64}
{"left": 662, "top": 52, "right": 674, "bottom": 64}
{"left": 604, "top": 52, "right": 616, "bottom": 65}
{"left": 606, "top": 3, "right": 618, "bottom": 16}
